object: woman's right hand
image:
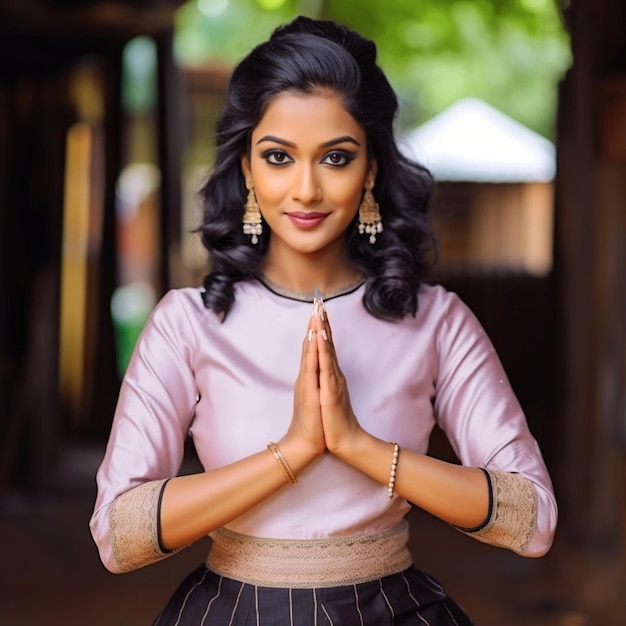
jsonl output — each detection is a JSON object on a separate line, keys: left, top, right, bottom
{"left": 158, "top": 312, "right": 326, "bottom": 551}
{"left": 281, "top": 307, "right": 326, "bottom": 459}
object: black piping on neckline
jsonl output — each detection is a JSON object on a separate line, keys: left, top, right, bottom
{"left": 256, "top": 277, "right": 365, "bottom": 303}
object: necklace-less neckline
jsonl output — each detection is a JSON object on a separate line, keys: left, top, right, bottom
{"left": 257, "top": 275, "right": 365, "bottom": 303}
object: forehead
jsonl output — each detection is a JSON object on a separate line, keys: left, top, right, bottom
{"left": 252, "top": 90, "right": 366, "bottom": 141}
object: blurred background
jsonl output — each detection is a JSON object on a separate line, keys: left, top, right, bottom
{"left": 0, "top": 0, "right": 624, "bottom": 624}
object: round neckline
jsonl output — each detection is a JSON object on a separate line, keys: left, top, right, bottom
{"left": 257, "top": 275, "right": 365, "bottom": 303}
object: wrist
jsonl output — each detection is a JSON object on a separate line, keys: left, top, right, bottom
{"left": 277, "top": 436, "right": 322, "bottom": 475}
{"left": 328, "top": 426, "right": 371, "bottom": 462}
{"left": 330, "top": 431, "right": 401, "bottom": 494}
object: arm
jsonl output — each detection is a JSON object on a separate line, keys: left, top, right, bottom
{"left": 158, "top": 437, "right": 317, "bottom": 552}
{"left": 431, "top": 292, "right": 557, "bottom": 555}
{"left": 332, "top": 432, "right": 490, "bottom": 529}
{"left": 90, "top": 291, "right": 323, "bottom": 573}
{"left": 311, "top": 293, "right": 557, "bottom": 556}
{"left": 310, "top": 308, "right": 489, "bottom": 531}
{"left": 89, "top": 291, "right": 198, "bottom": 572}
{"left": 160, "top": 298, "right": 328, "bottom": 550}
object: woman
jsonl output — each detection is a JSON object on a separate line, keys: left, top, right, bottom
{"left": 90, "top": 16, "right": 557, "bottom": 625}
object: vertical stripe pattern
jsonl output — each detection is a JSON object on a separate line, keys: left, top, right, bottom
{"left": 153, "top": 565, "right": 474, "bottom": 625}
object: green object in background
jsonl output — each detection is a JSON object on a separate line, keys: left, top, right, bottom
{"left": 111, "top": 282, "right": 156, "bottom": 376}
{"left": 122, "top": 36, "right": 157, "bottom": 116}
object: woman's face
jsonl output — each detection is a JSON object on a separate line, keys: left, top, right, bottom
{"left": 241, "top": 90, "right": 377, "bottom": 258}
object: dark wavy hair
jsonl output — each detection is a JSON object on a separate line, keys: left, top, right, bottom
{"left": 199, "top": 16, "right": 436, "bottom": 320}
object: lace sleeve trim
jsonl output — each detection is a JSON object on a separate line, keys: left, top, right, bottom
{"left": 457, "top": 469, "right": 538, "bottom": 554}
{"left": 108, "top": 479, "right": 183, "bottom": 572}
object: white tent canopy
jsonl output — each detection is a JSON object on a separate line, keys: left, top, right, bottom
{"left": 401, "top": 98, "right": 556, "bottom": 183}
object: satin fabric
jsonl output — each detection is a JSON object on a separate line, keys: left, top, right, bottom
{"left": 90, "top": 281, "right": 557, "bottom": 571}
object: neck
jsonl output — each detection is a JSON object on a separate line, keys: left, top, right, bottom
{"left": 260, "top": 240, "right": 360, "bottom": 295}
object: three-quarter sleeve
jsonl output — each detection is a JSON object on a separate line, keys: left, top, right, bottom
{"left": 433, "top": 292, "right": 557, "bottom": 556}
{"left": 89, "top": 291, "right": 200, "bottom": 573}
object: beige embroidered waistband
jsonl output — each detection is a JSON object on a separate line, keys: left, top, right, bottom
{"left": 206, "top": 520, "right": 413, "bottom": 588}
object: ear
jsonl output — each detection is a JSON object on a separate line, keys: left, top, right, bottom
{"left": 240, "top": 154, "right": 252, "bottom": 188}
{"left": 366, "top": 158, "right": 378, "bottom": 186}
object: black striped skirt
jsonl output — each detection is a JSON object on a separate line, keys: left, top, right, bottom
{"left": 152, "top": 565, "right": 473, "bottom": 625}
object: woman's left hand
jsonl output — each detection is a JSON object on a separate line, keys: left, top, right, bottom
{"left": 311, "top": 299, "right": 363, "bottom": 453}
{"left": 310, "top": 298, "right": 492, "bottom": 532}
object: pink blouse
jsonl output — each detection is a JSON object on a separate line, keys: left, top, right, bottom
{"left": 90, "top": 281, "right": 557, "bottom": 570}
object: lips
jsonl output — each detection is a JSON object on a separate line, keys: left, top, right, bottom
{"left": 285, "top": 212, "right": 329, "bottom": 228}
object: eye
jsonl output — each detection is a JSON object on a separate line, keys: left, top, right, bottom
{"left": 261, "top": 149, "right": 293, "bottom": 166}
{"left": 321, "top": 150, "right": 355, "bottom": 167}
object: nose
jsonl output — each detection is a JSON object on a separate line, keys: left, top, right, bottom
{"left": 292, "top": 164, "right": 322, "bottom": 205}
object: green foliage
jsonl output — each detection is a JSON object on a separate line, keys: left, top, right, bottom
{"left": 174, "top": 0, "right": 572, "bottom": 138}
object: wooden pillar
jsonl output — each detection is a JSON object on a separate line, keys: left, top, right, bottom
{"left": 89, "top": 47, "right": 125, "bottom": 438}
{"left": 0, "top": 75, "right": 65, "bottom": 488}
{"left": 155, "top": 28, "right": 183, "bottom": 293}
{"left": 554, "top": 0, "right": 626, "bottom": 548}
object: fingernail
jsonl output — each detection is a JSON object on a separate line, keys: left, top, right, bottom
{"left": 321, "top": 329, "right": 328, "bottom": 341}
{"left": 318, "top": 293, "right": 325, "bottom": 321}
{"left": 308, "top": 329, "right": 314, "bottom": 342}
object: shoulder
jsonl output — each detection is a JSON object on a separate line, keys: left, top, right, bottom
{"left": 154, "top": 287, "right": 212, "bottom": 317}
{"left": 145, "top": 287, "right": 220, "bottom": 340}
{"left": 155, "top": 281, "right": 274, "bottom": 327}
{"left": 416, "top": 283, "right": 472, "bottom": 324}
{"left": 415, "top": 283, "right": 486, "bottom": 349}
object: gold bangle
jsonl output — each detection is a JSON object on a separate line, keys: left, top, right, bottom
{"left": 267, "top": 442, "right": 297, "bottom": 485}
{"left": 387, "top": 442, "right": 399, "bottom": 498}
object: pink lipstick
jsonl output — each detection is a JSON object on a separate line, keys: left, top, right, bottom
{"left": 285, "top": 212, "right": 328, "bottom": 228}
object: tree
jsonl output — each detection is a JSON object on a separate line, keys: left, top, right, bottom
{"left": 174, "top": 0, "right": 571, "bottom": 137}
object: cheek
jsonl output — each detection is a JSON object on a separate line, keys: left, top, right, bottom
{"left": 249, "top": 160, "right": 282, "bottom": 198}
{"left": 253, "top": 176, "right": 287, "bottom": 204}
{"left": 329, "top": 178, "right": 365, "bottom": 208}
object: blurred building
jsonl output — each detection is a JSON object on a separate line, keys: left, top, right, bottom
{"left": 404, "top": 97, "right": 555, "bottom": 276}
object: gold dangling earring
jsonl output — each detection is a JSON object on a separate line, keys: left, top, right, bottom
{"left": 242, "top": 182, "right": 262, "bottom": 244}
{"left": 358, "top": 181, "right": 383, "bottom": 244}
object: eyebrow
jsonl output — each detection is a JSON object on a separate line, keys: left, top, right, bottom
{"left": 255, "top": 135, "right": 361, "bottom": 148}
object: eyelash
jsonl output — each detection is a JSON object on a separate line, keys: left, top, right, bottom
{"left": 260, "top": 150, "right": 292, "bottom": 166}
{"left": 260, "top": 149, "right": 356, "bottom": 167}
{"left": 322, "top": 150, "right": 356, "bottom": 167}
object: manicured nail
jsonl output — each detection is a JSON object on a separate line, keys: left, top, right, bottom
{"left": 321, "top": 329, "right": 328, "bottom": 341}
{"left": 318, "top": 293, "right": 325, "bottom": 321}
{"left": 308, "top": 329, "right": 314, "bottom": 342}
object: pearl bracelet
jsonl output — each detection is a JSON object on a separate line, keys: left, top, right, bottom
{"left": 387, "top": 442, "right": 400, "bottom": 498}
